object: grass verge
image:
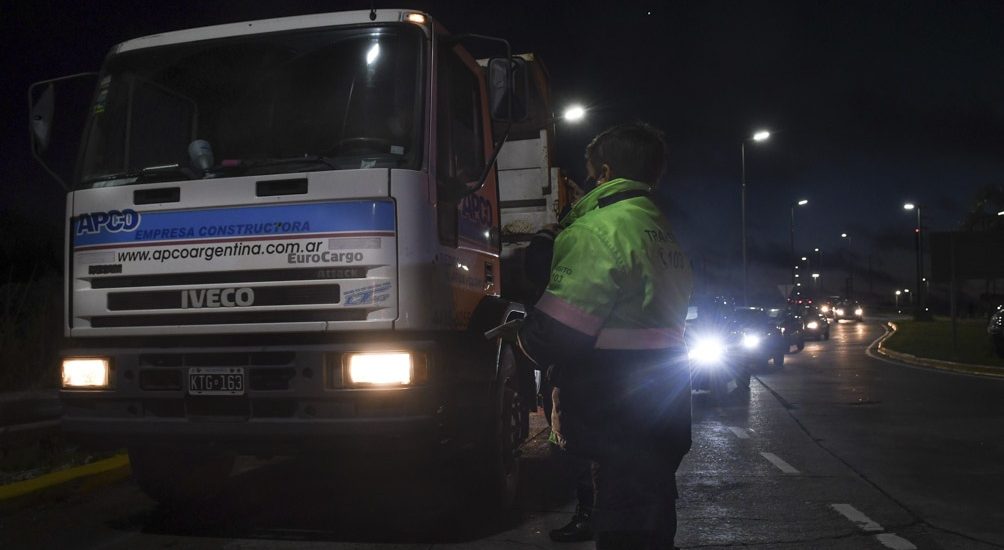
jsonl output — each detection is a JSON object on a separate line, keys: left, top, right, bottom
{"left": 883, "top": 319, "right": 1004, "bottom": 367}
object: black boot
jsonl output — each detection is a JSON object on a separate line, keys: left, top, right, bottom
{"left": 549, "top": 505, "right": 593, "bottom": 542}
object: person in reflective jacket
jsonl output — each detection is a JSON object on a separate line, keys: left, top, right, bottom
{"left": 518, "top": 122, "right": 693, "bottom": 549}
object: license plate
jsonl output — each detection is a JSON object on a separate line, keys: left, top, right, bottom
{"left": 188, "top": 367, "right": 245, "bottom": 395}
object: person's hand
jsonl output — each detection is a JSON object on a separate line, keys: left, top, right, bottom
{"left": 483, "top": 318, "right": 524, "bottom": 342}
{"left": 549, "top": 386, "right": 567, "bottom": 449}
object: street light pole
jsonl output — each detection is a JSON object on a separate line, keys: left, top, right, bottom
{"left": 741, "top": 141, "right": 747, "bottom": 305}
{"left": 790, "top": 199, "right": 808, "bottom": 285}
{"left": 904, "top": 203, "right": 923, "bottom": 317}
{"left": 740, "top": 130, "right": 770, "bottom": 306}
{"left": 841, "top": 233, "right": 853, "bottom": 298}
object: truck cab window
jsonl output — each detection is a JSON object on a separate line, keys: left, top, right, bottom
{"left": 436, "top": 45, "right": 486, "bottom": 245}
{"left": 437, "top": 46, "right": 485, "bottom": 192}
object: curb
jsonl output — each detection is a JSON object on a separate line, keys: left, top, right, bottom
{"left": 0, "top": 453, "right": 131, "bottom": 508}
{"left": 870, "top": 322, "right": 1004, "bottom": 379}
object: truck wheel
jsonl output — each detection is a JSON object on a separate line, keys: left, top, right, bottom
{"left": 479, "top": 343, "right": 524, "bottom": 511}
{"left": 773, "top": 350, "right": 785, "bottom": 368}
{"left": 128, "top": 446, "right": 234, "bottom": 505}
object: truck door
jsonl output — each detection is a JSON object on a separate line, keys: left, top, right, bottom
{"left": 435, "top": 40, "right": 501, "bottom": 328}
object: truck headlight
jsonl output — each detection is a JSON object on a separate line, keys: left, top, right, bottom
{"left": 62, "top": 357, "right": 110, "bottom": 389}
{"left": 345, "top": 352, "right": 413, "bottom": 385}
{"left": 807, "top": 321, "right": 819, "bottom": 329}
{"left": 688, "top": 337, "right": 725, "bottom": 365}
{"left": 741, "top": 334, "right": 761, "bottom": 350}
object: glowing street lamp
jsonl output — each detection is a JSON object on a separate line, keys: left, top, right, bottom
{"left": 741, "top": 129, "right": 771, "bottom": 305}
{"left": 563, "top": 104, "right": 586, "bottom": 122}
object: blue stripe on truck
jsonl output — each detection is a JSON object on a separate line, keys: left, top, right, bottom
{"left": 72, "top": 200, "right": 395, "bottom": 248}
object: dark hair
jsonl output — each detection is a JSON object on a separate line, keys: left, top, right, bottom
{"left": 585, "top": 122, "right": 668, "bottom": 185}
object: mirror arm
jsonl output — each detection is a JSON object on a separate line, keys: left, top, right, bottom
{"left": 27, "top": 72, "right": 99, "bottom": 191}
{"left": 444, "top": 34, "right": 513, "bottom": 196}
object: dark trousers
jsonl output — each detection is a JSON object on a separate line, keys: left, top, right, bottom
{"left": 591, "top": 451, "right": 683, "bottom": 550}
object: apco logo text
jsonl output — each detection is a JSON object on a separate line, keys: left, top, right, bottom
{"left": 75, "top": 209, "right": 141, "bottom": 236}
{"left": 181, "top": 287, "right": 255, "bottom": 309}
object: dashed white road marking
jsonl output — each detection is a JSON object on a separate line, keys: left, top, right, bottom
{"left": 728, "top": 426, "right": 750, "bottom": 439}
{"left": 875, "top": 533, "right": 918, "bottom": 549}
{"left": 829, "top": 503, "right": 883, "bottom": 532}
{"left": 760, "top": 452, "right": 799, "bottom": 474}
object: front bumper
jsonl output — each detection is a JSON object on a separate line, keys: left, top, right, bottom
{"left": 59, "top": 339, "right": 449, "bottom": 454}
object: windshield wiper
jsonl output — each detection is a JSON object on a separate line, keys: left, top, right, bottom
{"left": 216, "top": 155, "right": 341, "bottom": 174}
{"left": 83, "top": 164, "right": 196, "bottom": 186}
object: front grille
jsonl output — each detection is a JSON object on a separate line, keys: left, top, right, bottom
{"left": 186, "top": 396, "right": 249, "bottom": 418}
{"left": 140, "top": 351, "right": 295, "bottom": 368}
{"left": 139, "top": 369, "right": 182, "bottom": 390}
{"left": 91, "top": 309, "right": 368, "bottom": 327}
{"left": 91, "top": 266, "right": 368, "bottom": 289}
{"left": 107, "top": 284, "right": 341, "bottom": 311}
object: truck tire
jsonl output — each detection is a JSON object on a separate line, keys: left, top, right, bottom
{"left": 477, "top": 343, "right": 524, "bottom": 511}
{"left": 128, "top": 446, "right": 234, "bottom": 505}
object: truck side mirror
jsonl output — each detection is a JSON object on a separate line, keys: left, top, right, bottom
{"left": 30, "top": 84, "right": 55, "bottom": 152}
{"left": 28, "top": 72, "right": 99, "bottom": 189}
{"left": 487, "top": 57, "right": 528, "bottom": 123}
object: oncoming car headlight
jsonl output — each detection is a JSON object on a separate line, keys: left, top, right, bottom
{"left": 688, "top": 337, "right": 725, "bottom": 365}
{"left": 807, "top": 321, "right": 819, "bottom": 330}
{"left": 835, "top": 308, "right": 846, "bottom": 316}
{"left": 821, "top": 305, "right": 830, "bottom": 313}
{"left": 855, "top": 308, "right": 864, "bottom": 316}
{"left": 741, "top": 334, "right": 761, "bottom": 350}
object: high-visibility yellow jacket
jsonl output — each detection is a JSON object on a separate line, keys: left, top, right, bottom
{"left": 518, "top": 177, "right": 693, "bottom": 460}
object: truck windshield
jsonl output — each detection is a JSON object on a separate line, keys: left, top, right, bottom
{"left": 78, "top": 25, "right": 424, "bottom": 188}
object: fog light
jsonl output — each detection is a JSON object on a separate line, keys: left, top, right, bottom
{"left": 62, "top": 357, "right": 110, "bottom": 388}
{"left": 346, "top": 352, "right": 412, "bottom": 385}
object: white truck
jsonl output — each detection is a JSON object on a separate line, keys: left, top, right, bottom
{"left": 29, "top": 9, "right": 573, "bottom": 507}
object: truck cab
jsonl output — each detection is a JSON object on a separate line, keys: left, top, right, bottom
{"left": 31, "top": 9, "right": 566, "bottom": 507}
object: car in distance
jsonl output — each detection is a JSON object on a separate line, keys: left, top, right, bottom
{"left": 989, "top": 304, "right": 1004, "bottom": 358}
{"left": 818, "top": 295, "right": 843, "bottom": 319}
{"left": 767, "top": 307, "right": 805, "bottom": 352}
{"left": 833, "top": 300, "right": 864, "bottom": 322}
{"left": 802, "top": 305, "right": 831, "bottom": 340}
{"left": 686, "top": 299, "right": 751, "bottom": 396}
{"left": 731, "top": 307, "right": 790, "bottom": 368}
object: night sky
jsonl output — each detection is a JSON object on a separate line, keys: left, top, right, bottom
{"left": 3, "top": 0, "right": 1003, "bottom": 304}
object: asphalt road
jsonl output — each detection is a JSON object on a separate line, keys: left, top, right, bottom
{"left": 2, "top": 320, "right": 1002, "bottom": 549}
